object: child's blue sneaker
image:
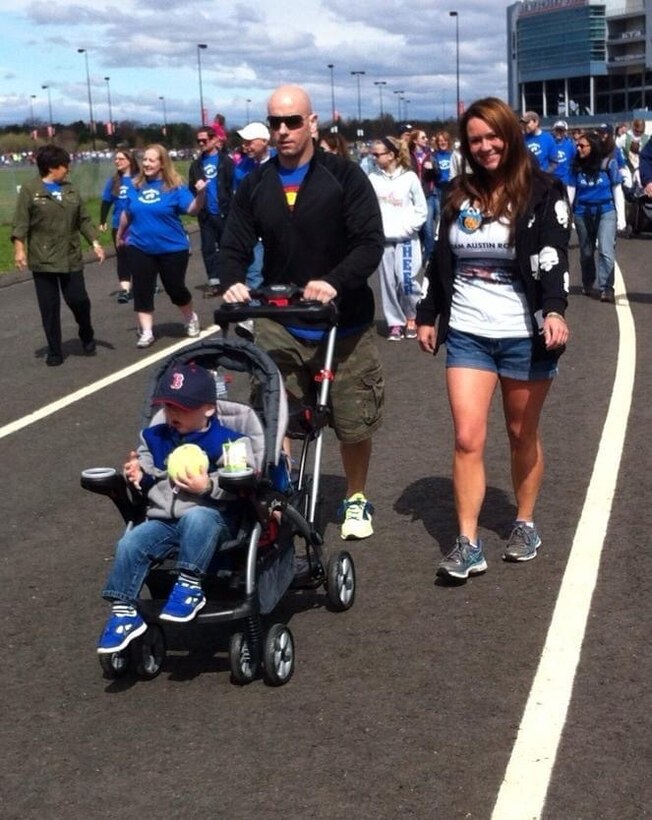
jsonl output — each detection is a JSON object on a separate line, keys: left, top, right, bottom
{"left": 97, "top": 611, "right": 147, "bottom": 654}
{"left": 159, "top": 581, "right": 206, "bottom": 623}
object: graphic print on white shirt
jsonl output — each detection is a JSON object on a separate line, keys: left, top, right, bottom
{"left": 449, "top": 205, "right": 532, "bottom": 339}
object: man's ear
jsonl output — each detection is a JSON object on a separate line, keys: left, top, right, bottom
{"left": 204, "top": 407, "right": 216, "bottom": 418}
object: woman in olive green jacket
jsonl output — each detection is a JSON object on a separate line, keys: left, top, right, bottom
{"left": 12, "top": 144, "right": 105, "bottom": 366}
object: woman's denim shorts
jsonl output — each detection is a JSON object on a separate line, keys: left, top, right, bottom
{"left": 445, "top": 328, "right": 558, "bottom": 381}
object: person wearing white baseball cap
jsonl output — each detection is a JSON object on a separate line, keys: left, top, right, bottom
{"left": 551, "top": 120, "right": 576, "bottom": 187}
{"left": 232, "top": 122, "right": 275, "bottom": 288}
{"left": 237, "top": 121, "right": 271, "bottom": 142}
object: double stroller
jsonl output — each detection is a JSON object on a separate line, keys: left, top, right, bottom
{"left": 82, "top": 290, "right": 356, "bottom": 686}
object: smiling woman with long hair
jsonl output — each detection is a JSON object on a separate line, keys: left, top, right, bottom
{"left": 116, "top": 144, "right": 206, "bottom": 348}
{"left": 416, "top": 97, "right": 571, "bottom": 582}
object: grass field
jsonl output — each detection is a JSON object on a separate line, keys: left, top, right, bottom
{"left": 0, "top": 160, "right": 192, "bottom": 273}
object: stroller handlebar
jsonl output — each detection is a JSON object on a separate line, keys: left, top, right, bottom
{"left": 214, "top": 285, "right": 338, "bottom": 326}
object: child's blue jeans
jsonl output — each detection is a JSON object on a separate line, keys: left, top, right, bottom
{"left": 101, "top": 505, "right": 239, "bottom": 605}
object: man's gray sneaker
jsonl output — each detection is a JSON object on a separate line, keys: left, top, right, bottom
{"left": 502, "top": 522, "right": 541, "bottom": 562}
{"left": 436, "top": 536, "right": 487, "bottom": 581}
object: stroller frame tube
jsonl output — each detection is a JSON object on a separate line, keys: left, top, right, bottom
{"left": 308, "top": 325, "right": 337, "bottom": 526}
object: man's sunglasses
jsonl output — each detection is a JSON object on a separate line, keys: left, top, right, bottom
{"left": 197, "top": 138, "right": 210, "bottom": 144}
{"left": 267, "top": 114, "right": 305, "bottom": 131}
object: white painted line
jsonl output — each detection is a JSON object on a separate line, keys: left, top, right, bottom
{"left": 491, "top": 264, "right": 637, "bottom": 820}
{"left": 0, "top": 326, "right": 221, "bottom": 441}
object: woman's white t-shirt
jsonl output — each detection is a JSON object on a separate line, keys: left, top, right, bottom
{"left": 448, "top": 205, "right": 532, "bottom": 339}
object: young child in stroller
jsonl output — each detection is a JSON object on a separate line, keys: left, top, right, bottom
{"left": 97, "top": 361, "right": 255, "bottom": 655}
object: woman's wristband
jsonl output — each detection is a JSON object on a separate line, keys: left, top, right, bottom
{"left": 545, "top": 311, "right": 566, "bottom": 323}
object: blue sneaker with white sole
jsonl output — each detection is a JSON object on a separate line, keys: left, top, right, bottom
{"left": 97, "top": 611, "right": 147, "bottom": 654}
{"left": 159, "top": 581, "right": 206, "bottom": 622}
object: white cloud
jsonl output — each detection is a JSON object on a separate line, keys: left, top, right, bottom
{"left": 1, "top": 0, "right": 513, "bottom": 127}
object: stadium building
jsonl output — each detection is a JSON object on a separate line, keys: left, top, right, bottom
{"left": 507, "top": 0, "right": 652, "bottom": 120}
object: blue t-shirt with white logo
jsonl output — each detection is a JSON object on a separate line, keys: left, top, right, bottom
{"left": 125, "top": 179, "right": 193, "bottom": 254}
{"left": 101, "top": 175, "right": 134, "bottom": 229}
{"left": 202, "top": 155, "right": 219, "bottom": 215}
{"left": 44, "top": 182, "right": 63, "bottom": 201}
{"left": 525, "top": 131, "right": 557, "bottom": 171}
{"left": 552, "top": 137, "right": 577, "bottom": 185}
{"left": 569, "top": 159, "right": 620, "bottom": 216}
{"left": 434, "top": 150, "right": 452, "bottom": 184}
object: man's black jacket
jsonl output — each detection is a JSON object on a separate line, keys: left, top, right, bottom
{"left": 219, "top": 151, "right": 384, "bottom": 329}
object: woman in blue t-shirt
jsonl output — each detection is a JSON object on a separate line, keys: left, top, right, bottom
{"left": 99, "top": 148, "right": 139, "bottom": 303}
{"left": 568, "top": 131, "right": 624, "bottom": 303}
{"left": 432, "top": 130, "right": 454, "bottom": 225}
{"left": 117, "top": 144, "right": 207, "bottom": 348}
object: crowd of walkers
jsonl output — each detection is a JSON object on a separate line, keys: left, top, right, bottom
{"left": 8, "top": 92, "right": 649, "bottom": 586}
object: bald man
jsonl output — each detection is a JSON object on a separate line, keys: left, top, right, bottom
{"left": 220, "top": 84, "right": 384, "bottom": 541}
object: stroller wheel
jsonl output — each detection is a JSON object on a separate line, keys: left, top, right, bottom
{"left": 131, "top": 624, "right": 166, "bottom": 680}
{"left": 98, "top": 649, "right": 131, "bottom": 680}
{"left": 262, "top": 624, "right": 295, "bottom": 687}
{"left": 229, "top": 631, "right": 258, "bottom": 685}
{"left": 326, "top": 551, "right": 356, "bottom": 611}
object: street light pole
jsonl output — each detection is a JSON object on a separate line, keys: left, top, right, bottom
{"left": 29, "top": 94, "right": 36, "bottom": 127}
{"left": 374, "top": 80, "right": 387, "bottom": 119}
{"left": 449, "top": 11, "right": 460, "bottom": 121}
{"left": 327, "top": 63, "right": 337, "bottom": 131}
{"left": 394, "top": 89, "right": 404, "bottom": 123}
{"left": 77, "top": 48, "right": 96, "bottom": 149}
{"left": 246, "top": 98, "right": 251, "bottom": 122}
{"left": 404, "top": 99, "right": 411, "bottom": 122}
{"left": 159, "top": 96, "right": 168, "bottom": 138}
{"left": 104, "top": 76, "right": 114, "bottom": 145}
{"left": 41, "top": 84, "right": 53, "bottom": 137}
{"left": 350, "top": 70, "right": 365, "bottom": 137}
{"left": 197, "top": 43, "right": 208, "bottom": 126}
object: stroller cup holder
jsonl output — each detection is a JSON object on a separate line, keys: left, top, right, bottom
{"left": 217, "top": 468, "right": 257, "bottom": 494}
{"left": 80, "top": 467, "right": 146, "bottom": 524}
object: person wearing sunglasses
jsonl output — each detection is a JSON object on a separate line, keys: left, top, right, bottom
{"left": 188, "top": 125, "right": 235, "bottom": 297}
{"left": 550, "top": 120, "right": 576, "bottom": 189}
{"left": 232, "top": 121, "right": 275, "bottom": 290}
{"left": 567, "top": 131, "right": 625, "bottom": 303}
{"left": 220, "top": 84, "right": 385, "bottom": 542}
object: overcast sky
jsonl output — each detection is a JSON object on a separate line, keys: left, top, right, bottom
{"left": 0, "top": 0, "right": 513, "bottom": 130}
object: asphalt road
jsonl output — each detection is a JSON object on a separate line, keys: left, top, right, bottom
{"left": 1, "top": 233, "right": 650, "bottom": 820}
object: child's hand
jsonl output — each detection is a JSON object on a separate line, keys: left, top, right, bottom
{"left": 173, "top": 466, "right": 211, "bottom": 495}
{"left": 124, "top": 450, "right": 143, "bottom": 489}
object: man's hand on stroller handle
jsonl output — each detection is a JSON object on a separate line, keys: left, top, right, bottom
{"left": 223, "top": 281, "right": 337, "bottom": 305}
{"left": 303, "top": 280, "right": 337, "bottom": 304}
{"left": 223, "top": 283, "right": 252, "bottom": 303}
